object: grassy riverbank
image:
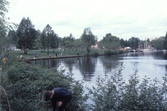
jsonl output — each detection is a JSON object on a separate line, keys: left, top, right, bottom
{"left": 11, "top": 48, "right": 125, "bottom": 60}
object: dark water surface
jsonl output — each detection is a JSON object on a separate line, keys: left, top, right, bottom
{"left": 34, "top": 51, "right": 167, "bottom": 88}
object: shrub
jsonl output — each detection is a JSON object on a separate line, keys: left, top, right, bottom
{"left": 91, "top": 52, "right": 99, "bottom": 57}
{"left": 1, "top": 63, "right": 88, "bottom": 111}
{"left": 104, "top": 50, "right": 118, "bottom": 56}
{"left": 104, "top": 50, "right": 112, "bottom": 55}
{"left": 88, "top": 68, "right": 167, "bottom": 111}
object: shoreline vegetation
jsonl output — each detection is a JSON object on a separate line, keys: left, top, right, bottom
{"left": 2, "top": 57, "right": 167, "bottom": 111}
{"left": 0, "top": 49, "right": 167, "bottom": 111}
{"left": 2, "top": 49, "right": 167, "bottom": 111}
{"left": 14, "top": 48, "right": 125, "bottom": 62}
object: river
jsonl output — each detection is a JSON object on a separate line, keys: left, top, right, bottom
{"left": 34, "top": 51, "right": 167, "bottom": 88}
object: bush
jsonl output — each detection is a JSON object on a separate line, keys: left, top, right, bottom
{"left": 1, "top": 63, "right": 88, "bottom": 111}
{"left": 88, "top": 67, "right": 167, "bottom": 111}
{"left": 104, "top": 50, "right": 116, "bottom": 55}
{"left": 104, "top": 50, "right": 111, "bottom": 55}
{"left": 91, "top": 52, "right": 99, "bottom": 57}
{"left": 2, "top": 57, "right": 167, "bottom": 111}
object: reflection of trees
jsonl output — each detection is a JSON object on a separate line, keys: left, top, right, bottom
{"left": 50, "top": 57, "right": 97, "bottom": 81}
{"left": 31, "top": 57, "right": 96, "bottom": 81}
{"left": 38, "top": 59, "right": 60, "bottom": 68}
{"left": 50, "top": 59, "right": 60, "bottom": 68}
{"left": 63, "top": 58, "right": 75, "bottom": 72}
{"left": 127, "top": 52, "right": 144, "bottom": 57}
{"left": 99, "top": 56, "right": 120, "bottom": 75}
{"left": 165, "top": 65, "right": 167, "bottom": 72}
{"left": 149, "top": 51, "right": 167, "bottom": 59}
{"left": 163, "top": 52, "right": 167, "bottom": 59}
{"left": 76, "top": 57, "right": 97, "bottom": 81}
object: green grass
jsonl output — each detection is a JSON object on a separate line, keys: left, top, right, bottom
{"left": 8, "top": 48, "right": 126, "bottom": 61}
{"left": 9, "top": 48, "right": 106, "bottom": 60}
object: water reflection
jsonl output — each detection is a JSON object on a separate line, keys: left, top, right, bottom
{"left": 76, "top": 57, "right": 97, "bottom": 81}
{"left": 98, "top": 56, "right": 120, "bottom": 75}
{"left": 118, "top": 51, "right": 167, "bottom": 81}
{"left": 33, "top": 57, "right": 97, "bottom": 81}
{"left": 32, "top": 51, "right": 167, "bottom": 84}
{"left": 62, "top": 58, "right": 75, "bottom": 72}
{"left": 34, "top": 59, "right": 60, "bottom": 68}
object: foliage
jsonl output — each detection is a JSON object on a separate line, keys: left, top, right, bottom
{"left": 42, "top": 24, "right": 51, "bottom": 53}
{"left": 99, "top": 33, "right": 120, "bottom": 50}
{"left": 60, "top": 33, "right": 75, "bottom": 49}
{"left": 88, "top": 67, "right": 167, "bottom": 111}
{"left": 50, "top": 31, "right": 59, "bottom": 53}
{"left": 40, "top": 30, "right": 46, "bottom": 51}
{"left": 120, "top": 38, "right": 130, "bottom": 47}
{"left": 33, "top": 30, "right": 42, "bottom": 50}
{"left": 104, "top": 50, "right": 117, "bottom": 55}
{"left": 17, "top": 17, "right": 37, "bottom": 54}
{"left": 128, "top": 37, "right": 140, "bottom": 49}
{"left": 164, "top": 32, "right": 167, "bottom": 50}
{"left": 0, "top": 0, "right": 8, "bottom": 35}
{"left": 151, "top": 37, "right": 165, "bottom": 50}
{"left": 88, "top": 66, "right": 125, "bottom": 111}
{"left": 81, "top": 28, "right": 96, "bottom": 54}
{"left": 72, "top": 38, "right": 83, "bottom": 49}
{"left": 1, "top": 62, "right": 88, "bottom": 111}
{"left": 40, "top": 24, "right": 59, "bottom": 54}
{"left": 0, "top": 0, "right": 9, "bottom": 63}
{"left": 7, "top": 30, "right": 18, "bottom": 47}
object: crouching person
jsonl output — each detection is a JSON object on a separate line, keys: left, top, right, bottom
{"left": 44, "top": 87, "right": 72, "bottom": 111}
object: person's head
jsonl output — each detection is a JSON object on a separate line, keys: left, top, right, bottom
{"left": 43, "top": 91, "right": 52, "bottom": 101}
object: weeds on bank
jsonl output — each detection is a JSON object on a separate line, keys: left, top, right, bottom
{"left": 88, "top": 66, "right": 167, "bottom": 111}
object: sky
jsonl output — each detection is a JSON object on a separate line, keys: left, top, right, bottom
{"left": 6, "top": 0, "right": 167, "bottom": 41}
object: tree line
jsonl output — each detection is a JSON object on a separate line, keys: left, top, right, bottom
{"left": 6, "top": 17, "right": 167, "bottom": 55}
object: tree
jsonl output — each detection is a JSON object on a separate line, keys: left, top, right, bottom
{"left": 151, "top": 37, "right": 165, "bottom": 50}
{"left": 0, "top": 1, "right": 11, "bottom": 111}
{"left": 98, "top": 33, "right": 120, "bottom": 50}
{"left": 7, "top": 30, "right": 18, "bottom": 46}
{"left": 41, "top": 24, "right": 53, "bottom": 54}
{"left": 0, "top": 0, "right": 8, "bottom": 35}
{"left": 61, "top": 33, "right": 75, "bottom": 49}
{"left": 17, "top": 17, "right": 37, "bottom": 54}
{"left": 72, "top": 38, "right": 83, "bottom": 49}
{"left": 81, "top": 28, "right": 96, "bottom": 54}
{"left": 120, "top": 38, "right": 129, "bottom": 47}
{"left": 33, "top": 30, "right": 42, "bottom": 50}
{"left": 164, "top": 32, "right": 167, "bottom": 50}
{"left": 128, "top": 37, "right": 140, "bottom": 50}
{"left": 50, "top": 30, "right": 59, "bottom": 52}
{"left": 0, "top": 0, "right": 9, "bottom": 58}
{"left": 40, "top": 30, "right": 47, "bottom": 51}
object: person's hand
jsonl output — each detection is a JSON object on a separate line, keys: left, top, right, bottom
{"left": 50, "top": 91, "right": 54, "bottom": 99}
{"left": 50, "top": 94, "right": 53, "bottom": 99}
{"left": 57, "top": 101, "right": 62, "bottom": 107}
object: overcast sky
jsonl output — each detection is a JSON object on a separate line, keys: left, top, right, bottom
{"left": 6, "top": 0, "right": 167, "bottom": 41}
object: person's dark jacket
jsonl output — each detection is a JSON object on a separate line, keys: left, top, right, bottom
{"left": 51, "top": 87, "right": 71, "bottom": 111}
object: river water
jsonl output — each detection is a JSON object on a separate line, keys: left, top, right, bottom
{"left": 35, "top": 51, "right": 167, "bottom": 88}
